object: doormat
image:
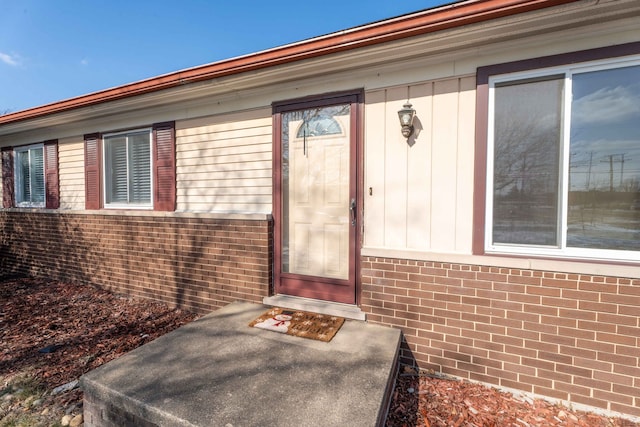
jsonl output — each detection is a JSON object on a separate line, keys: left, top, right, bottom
{"left": 248, "top": 307, "right": 345, "bottom": 342}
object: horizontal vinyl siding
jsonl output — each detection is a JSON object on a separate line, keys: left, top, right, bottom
{"left": 176, "top": 109, "right": 272, "bottom": 214}
{"left": 58, "top": 137, "right": 85, "bottom": 210}
{"left": 364, "top": 76, "right": 476, "bottom": 254}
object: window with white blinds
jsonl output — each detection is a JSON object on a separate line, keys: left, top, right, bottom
{"left": 103, "top": 129, "right": 152, "bottom": 208}
{"left": 15, "top": 144, "right": 45, "bottom": 207}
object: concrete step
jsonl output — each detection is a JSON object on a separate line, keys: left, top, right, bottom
{"left": 81, "top": 301, "right": 401, "bottom": 427}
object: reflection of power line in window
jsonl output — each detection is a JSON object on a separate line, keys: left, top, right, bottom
{"left": 600, "top": 154, "right": 631, "bottom": 191}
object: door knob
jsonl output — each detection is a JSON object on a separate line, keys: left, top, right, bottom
{"left": 350, "top": 198, "right": 356, "bottom": 226}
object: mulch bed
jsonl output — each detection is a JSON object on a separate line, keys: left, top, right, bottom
{"left": 386, "top": 368, "right": 639, "bottom": 427}
{"left": 0, "top": 277, "right": 198, "bottom": 390}
{"left": 1, "top": 276, "right": 198, "bottom": 425}
{"left": 0, "top": 276, "right": 638, "bottom": 427}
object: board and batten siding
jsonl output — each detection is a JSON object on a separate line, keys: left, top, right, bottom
{"left": 58, "top": 137, "right": 85, "bottom": 210}
{"left": 364, "top": 76, "right": 476, "bottom": 253}
{"left": 175, "top": 108, "right": 272, "bottom": 214}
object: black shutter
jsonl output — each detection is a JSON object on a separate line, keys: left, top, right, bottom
{"left": 44, "top": 140, "right": 59, "bottom": 209}
{"left": 84, "top": 133, "right": 102, "bottom": 210}
{"left": 152, "top": 121, "right": 176, "bottom": 211}
{"left": 1, "top": 146, "right": 14, "bottom": 208}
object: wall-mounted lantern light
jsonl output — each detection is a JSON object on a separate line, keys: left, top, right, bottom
{"left": 397, "top": 102, "right": 416, "bottom": 139}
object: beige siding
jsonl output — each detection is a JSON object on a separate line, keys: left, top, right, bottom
{"left": 455, "top": 77, "right": 476, "bottom": 252}
{"left": 176, "top": 108, "right": 272, "bottom": 214}
{"left": 364, "top": 76, "right": 476, "bottom": 253}
{"left": 58, "top": 137, "right": 85, "bottom": 210}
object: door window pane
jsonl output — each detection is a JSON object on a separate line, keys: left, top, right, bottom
{"left": 281, "top": 105, "right": 350, "bottom": 279}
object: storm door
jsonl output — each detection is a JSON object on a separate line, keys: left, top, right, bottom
{"left": 273, "top": 92, "right": 361, "bottom": 304}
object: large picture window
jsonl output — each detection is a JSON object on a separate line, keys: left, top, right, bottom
{"left": 486, "top": 56, "right": 640, "bottom": 261}
{"left": 103, "top": 129, "right": 152, "bottom": 208}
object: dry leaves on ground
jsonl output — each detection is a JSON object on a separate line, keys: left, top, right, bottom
{"left": 386, "top": 368, "right": 639, "bottom": 427}
{"left": 1, "top": 276, "right": 198, "bottom": 426}
{"left": 1, "top": 276, "right": 638, "bottom": 427}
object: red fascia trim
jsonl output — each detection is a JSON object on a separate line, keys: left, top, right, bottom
{"left": 0, "top": 0, "right": 578, "bottom": 126}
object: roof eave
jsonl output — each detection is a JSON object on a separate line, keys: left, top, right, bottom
{"left": 0, "top": 0, "right": 578, "bottom": 126}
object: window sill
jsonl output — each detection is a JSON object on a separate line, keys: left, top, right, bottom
{"left": 15, "top": 204, "right": 46, "bottom": 209}
{"left": 485, "top": 246, "right": 640, "bottom": 264}
{"left": 103, "top": 205, "right": 153, "bottom": 210}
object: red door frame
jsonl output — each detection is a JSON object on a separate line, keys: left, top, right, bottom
{"left": 272, "top": 90, "right": 363, "bottom": 305}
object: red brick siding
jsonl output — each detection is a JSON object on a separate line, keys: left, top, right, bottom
{"left": 0, "top": 211, "right": 272, "bottom": 314}
{"left": 361, "top": 256, "right": 640, "bottom": 417}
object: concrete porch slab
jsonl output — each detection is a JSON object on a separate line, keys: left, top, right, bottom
{"left": 80, "top": 301, "right": 401, "bottom": 427}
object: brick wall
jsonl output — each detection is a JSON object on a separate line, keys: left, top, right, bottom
{"left": 361, "top": 256, "right": 640, "bottom": 417}
{"left": 0, "top": 211, "right": 272, "bottom": 314}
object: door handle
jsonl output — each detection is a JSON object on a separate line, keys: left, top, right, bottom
{"left": 350, "top": 198, "right": 356, "bottom": 226}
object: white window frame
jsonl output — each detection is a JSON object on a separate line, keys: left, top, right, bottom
{"left": 486, "top": 54, "right": 640, "bottom": 262}
{"left": 14, "top": 143, "right": 45, "bottom": 208}
{"left": 102, "top": 128, "right": 153, "bottom": 209}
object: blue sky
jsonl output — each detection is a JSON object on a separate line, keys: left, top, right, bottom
{"left": 0, "top": 0, "right": 449, "bottom": 114}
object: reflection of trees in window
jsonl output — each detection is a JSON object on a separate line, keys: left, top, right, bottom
{"left": 566, "top": 66, "right": 640, "bottom": 250}
{"left": 279, "top": 104, "right": 350, "bottom": 272}
{"left": 490, "top": 63, "right": 640, "bottom": 253}
{"left": 281, "top": 105, "right": 349, "bottom": 180}
{"left": 492, "top": 77, "right": 563, "bottom": 246}
{"left": 295, "top": 114, "right": 343, "bottom": 138}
